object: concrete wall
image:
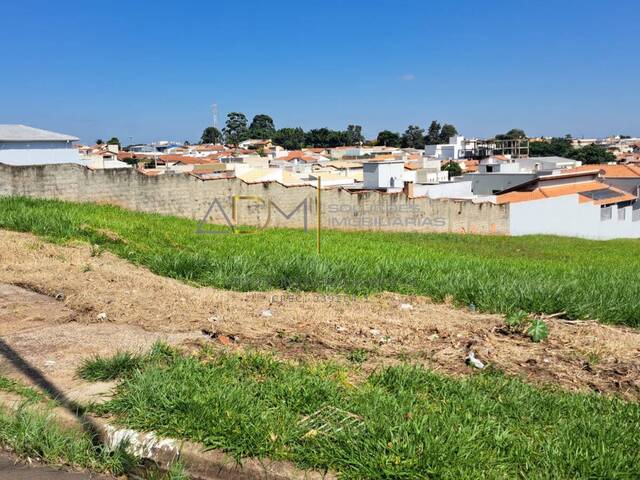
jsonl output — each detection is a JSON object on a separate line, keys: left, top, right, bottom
{"left": 509, "top": 194, "right": 640, "bottom": 239}
{"left": 0, "top": 162, "right": 509, "bottom": 235}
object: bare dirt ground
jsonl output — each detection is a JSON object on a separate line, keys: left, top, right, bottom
{"left": 0, "top": 229, "right": 639, "bottom": 401}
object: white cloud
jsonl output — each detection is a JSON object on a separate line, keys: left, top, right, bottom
{"left": 400, "top": 73, "right": 416, "bottom": 81}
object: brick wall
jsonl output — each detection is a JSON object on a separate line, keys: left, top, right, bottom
{"left": 0, "top": 163, "right": 509, "bottom": 234}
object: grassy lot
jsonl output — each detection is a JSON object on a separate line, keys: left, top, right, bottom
{"left": 1, "top": 196, "right": 640, "bottom": 326}
{"left": 83, "top": 344, "right": 640, "bottom": 479}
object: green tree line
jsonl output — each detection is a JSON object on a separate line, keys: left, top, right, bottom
{"left": 200, "top": 113, "right": 462, "bottom": 150}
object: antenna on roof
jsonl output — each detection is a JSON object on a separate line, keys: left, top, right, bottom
{"left": 211, "top": 103, "right": 218, "bottom": 130}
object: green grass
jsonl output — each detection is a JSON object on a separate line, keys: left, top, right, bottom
{"left": 85, "top": 345, "right": 640, "bottom": 479}
{"left": 0, "top": 404, "right": 136, "bottom": 474}
{"left": 78, "top": 351, "right": 144, "bottom": 382}
{"left": 1, "top": 196, "right": 640, "bottom": 326}
{"left": 0, "top": 375, "right": 46, "bottom": 403}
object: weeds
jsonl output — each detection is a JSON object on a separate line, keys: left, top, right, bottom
{"left": 0, "top": 404, "right": 137, "bottom": 475}
{"left": 505, "top": 311, "right": 550, "bottom": 342}
{"left": 347, "top": 349, "right": 369, "bottom": 364}
{"left": 527, "top": 319, "right": 550, "bottom": 342}
{"left": 85, "top": 345, "right": 640, "bottom": 479}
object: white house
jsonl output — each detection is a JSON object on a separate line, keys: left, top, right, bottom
{"left": 425, "top": 135, "right": 466, "bottom": 160}
{"left": 496, "top": 172, "right": 640, "bottom": 239}
{"left": 0, "top": 124, "right": 80, "bottom": 165}
{"left": 363, "top": 159, "right": 405, "bottom": 190}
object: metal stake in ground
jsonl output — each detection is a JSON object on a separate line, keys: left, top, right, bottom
{"left": 317, "top": 176, "right": 321, "bottom": 254}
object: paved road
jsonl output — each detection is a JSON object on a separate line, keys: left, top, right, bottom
{"left": 0, "top": 453, "right": 112, "bottom": 479}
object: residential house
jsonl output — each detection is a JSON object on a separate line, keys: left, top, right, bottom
{"left": 0, "top": 124, "right": 80, "bottom": 165}
{"left": 495, "top": 170, "right": 640, "bottom": 239}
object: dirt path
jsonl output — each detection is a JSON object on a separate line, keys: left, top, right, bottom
{"left": 0, "top": 229, "right": 639, "bottom": 400}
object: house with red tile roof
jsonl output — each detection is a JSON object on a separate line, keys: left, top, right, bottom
{"left": 495, "top": 170, "right": 640, "bottom": 239}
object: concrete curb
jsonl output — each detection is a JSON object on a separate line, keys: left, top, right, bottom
{"left": 0, "top": 395, "right": 334, "bottom": 480}
{"left": 95, "top": 418, "right": 334, "bottom": 480}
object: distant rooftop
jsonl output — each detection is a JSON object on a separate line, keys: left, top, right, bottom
{"left": 0, "top": 124, "right": 79, "bottom": 142}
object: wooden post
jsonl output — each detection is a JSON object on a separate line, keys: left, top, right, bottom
{"left": 316, "top": 176, "right": 321, "bottom": 254}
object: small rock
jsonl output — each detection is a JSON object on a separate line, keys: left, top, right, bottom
{"left": 369, "top": 328, "right": 381, "bottom": 337}
{"left": 469, "top": 303, "right": 476, "bottom": 312}
{"left": 54, "top": 292, "right": 65, "bottom": 301}
{"left": 217, "top": 334, "right": 233, "bottom": 346}
{"left": 336, "top": 325, "right": 347, "bottom": 333}
{"left": 427, "top": 333, "right": 439, "bottom": 341}
{"left": 465, "top": 351, "right": 485, "bottom": 369}
{"left": 399, "top": 303, "right": 413, "bottom": 311}
{"left": 208, "top": 315, "right": 220, "bottom": 323}
{"left": 44, "top": 360, "right": 56, "bottom": 368}
{"left": 261, "top": 309, "right": 273, "bottom": 318}
{"left": 96, "top": 312, "right": 108, "bottom": 322}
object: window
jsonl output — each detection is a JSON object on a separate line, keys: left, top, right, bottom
{"left": 600, "top": 206, "right": 612, "bottom": 221}
{"left": 618, "top": 207, "right": 626, "bottom": 221}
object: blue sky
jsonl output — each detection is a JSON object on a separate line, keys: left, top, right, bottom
{"left": 1, "top": 0, "right": 639, "bottom": 144}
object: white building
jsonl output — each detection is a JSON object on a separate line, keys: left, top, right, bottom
{"left": 496, "top": 171, "right": 640, "bottom": 239}
{"left": 363, "top": 159, "right": 405, "bottom": 190}
{"left": 425, "top": 135, "right": 467, "bottom": 160}
{"left": 0, "top": 124, "right": 80, "bottom": 165}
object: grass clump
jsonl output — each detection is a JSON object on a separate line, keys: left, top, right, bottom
{"left": 86, "top": 345, "right": 640, "bottom": 479}
{"left": 78, "top": 351, "right": 143, "bottom": 381}
{"left": 2, "top": 196, "right": 640, "bottom": 326}
{"left": 0, "top": 404, "right": 136, "bottom": 475}
{"left": 78, "top": 342, "right": 176, "bottom": 382}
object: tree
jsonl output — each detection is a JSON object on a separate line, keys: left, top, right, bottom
{"left": 530, "top": 137, "right": 573, "bottom": 157}
{"left": 95, "top": 139, "right": 104, "bottom": 145}
{"left": 401, "top": 125, "right": 425, "bottom": 149}
{"left": 107, "top": 137, "right": 120, "bottom": 147}
{"left": 495, "top": 129, "right": 527, "bottom": 140}
{"left": 376, "top": 130, "right": 401, "bottom": 147}
{"left": 442, "top": 161, "right": 462, "bottom": 177}
{"left": 438, "top": 124, "right": 458, "bottom": 144}
{"left": 425, "top": 121, "right": 441, "bottom": 145}
{"left": 305, "top": 128, "right": 333, "bottom": 147}
{"left": 223, "top": 112, "right": 249, "bottom": 146}
{"left": 344, "top": 125, "right": 364, "bottom": 145}
{"left": 328, "top": 130, "right": 349, "bottom": 147}
{"left": 567, "top": 144, "right": 616, "bottom": 164}
{"left": 273, "top": 127, "right": 306, "bottom": 150}
{"left": 248, "top": 114, "right": 275, "bottom": 139}
{"left": 200, "top": 126, "right": 222, "bottom": 144}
